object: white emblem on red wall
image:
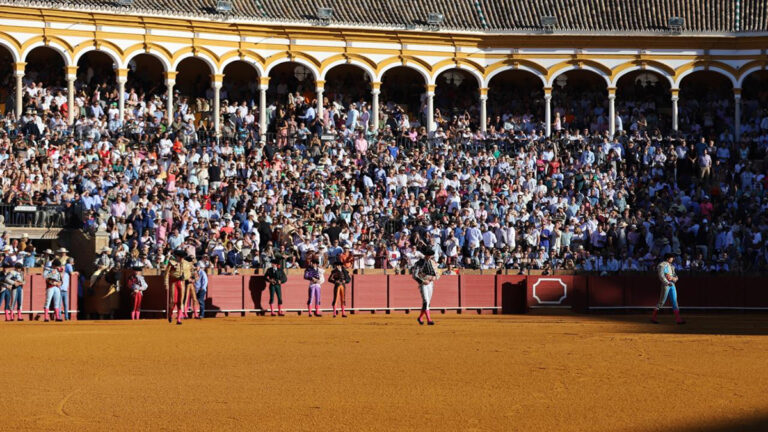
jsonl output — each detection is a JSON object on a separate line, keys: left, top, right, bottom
{"left": 532, "top": 278, "right": 568, "bottom": 305}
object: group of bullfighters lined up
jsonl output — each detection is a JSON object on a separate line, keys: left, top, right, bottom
{"left": 158, "top": 249, "right": 358, "bottom": 324}
{"left": 0, "top": 248, "right": 74, "bottom": 322}
{"left": 157, "top": 248, "right": 437, "bottom": 325}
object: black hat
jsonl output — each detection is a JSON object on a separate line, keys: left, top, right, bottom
{"left": 14, "top": 262, "right": 24, "bottom": 269}
{"left": 183, "top": 254, "right": 195, "bottom": 262}
{"left": 172, "top": 249, "right": 187, "bottom": 257}
{"left": 422, "top": 248, "right": 435, "bottom": 257}
{"left": 663, "top": 253, "right": 676, "bottom": 260}
{"left": 52, "top": 259, "right": 62, "bottom": 267}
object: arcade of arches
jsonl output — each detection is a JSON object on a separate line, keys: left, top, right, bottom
{"left": 2, "top": 43, "right": 768, "bottom": 140}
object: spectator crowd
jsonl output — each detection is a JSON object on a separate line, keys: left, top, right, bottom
{"left": 2, "top": 67, "right": 768, "bottom": 277}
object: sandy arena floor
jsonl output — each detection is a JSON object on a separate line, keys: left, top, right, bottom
{"left": 1, "top": 313, "right": 767, "bottom": 432}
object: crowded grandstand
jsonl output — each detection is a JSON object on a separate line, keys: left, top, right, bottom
{"left": 0, "top": 0, "right": 766, "bottom": 281}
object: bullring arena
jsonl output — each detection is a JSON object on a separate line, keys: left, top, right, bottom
{"left": 1, "top": 0, "right": 768, "bottom": 430}
{"left": 2, "top": 273, "right": 768, "bottom": 431}
{"left": 2, "top": 314, "right": 768, "bottom": 431}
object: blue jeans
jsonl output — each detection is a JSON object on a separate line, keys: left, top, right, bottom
{"left": 0, "top": 289, "right": 11, "bottom": 310}
{"left": 11, "top": 287, "right": 22, "bottom": 310}
{"left": 61, "top": 290, "right": 69, "bottom": 320}
{"left": 45, "top": 287, "right": 62, "bottom": 309}
{"left": 197, "top": 290, "right": 206, "bottom": 317}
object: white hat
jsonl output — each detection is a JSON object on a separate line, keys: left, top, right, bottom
{"left": 56, "top": 247, "right": 69, "bottom": 254}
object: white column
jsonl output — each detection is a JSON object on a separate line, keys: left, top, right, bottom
{"left": 671, "top": 88, "right": 679, "bottom": 132}
{"left": 608, "top": 87, "right": 616, "bottom": 138}
{"left": 117, "top": 70, "right": 127, "bottom": 127}
{"left": 372, "top": 82, "right": 381, "bottom": 130}
{"left": 259, "top": 76, "right": 269, "bottom": 142}
{"left": 544, "top": 87, "right": 552, "bottom": 137}
{"left": 66, "top": 72, "right": 76, "bottom": 125}
{"left": 165, "top": 72, "right": 176, "bottom": 125}
{"left": 426, "top": 84, "right": 435, "bottom": 132}
{"left": 479, "top": 87, "right": 488, "bottom": 133}
{"left": 734, "top": 89, "right": 742, "bottom": 142}
{"left": 14, "top": 62, "right": 24, "bottom": 117}
{"left": 212, "top": 74, "right": 223, "bottom": 137}
{"left": 316, "top": 79, "right": 325, "bottom": 124}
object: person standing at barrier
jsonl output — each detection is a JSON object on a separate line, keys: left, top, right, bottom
{"left": 652, "top": 253, "right": 685, "bottom": 325}
{"left": 328, "top": 262, "right": 350, "bottom": 318}
{"left": 412, "top": 249, "right": 439, "bottom": 325}
{"left": 304, "top": 258, "right": 324, "bottom": 317}
{"left": 194, "top": 261, "right": 208, "bottom": 318}
{"left": 0, "top": 262, "right": 14, "bottom": 321}
{"left": 183, "top": 254, "right": 200, "bottom": 319}
{"left": 165, "top": 249, "right": 187, "bottom": 325}
{"left": 60, "top": 253, "right": 73, "bottom": 320}
{"left": 264, "top": 256, "right": 286, "bottom": 316}
{"left": 43, "top": 259, "right": 63, "bottom": 322}
{"left": 9, "top": 262, "right": 25, "bottom": 321}
{"left": 128, "top": 263, "right": 148, "bottom": 320}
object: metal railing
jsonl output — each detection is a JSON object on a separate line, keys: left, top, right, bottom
{"left": 0, "top": 204, "right": 71, "bottom": 228}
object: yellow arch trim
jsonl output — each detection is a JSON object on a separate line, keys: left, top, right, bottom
{"left": 431, "top": 58, "right": 485, "bottom": 76}
{"left": 546, "top": 59, "right": 611, "bottom": 81}
{"left": 320, "top": 53, "right": 377, "bottom": 71}
{"left": 21, "top": 35, "right": 74, "bottom": 56}
{"left": 611, "top": 60, "right": 675, "bottom": 80}
{"left": 0, "top": 32, "right": 22, "bottom": 54}
{"left": 375, "top": 55, "right": 432, "bottom": 75}
{"left": 72, "top": 39, "right": 124, "bottom": 60}
{"left": 220, "top": 49, "right": 266, "bottom": 68}
{"left": 264, "top": 51, "right": 321, "bottom": 69}
{"left": 736, "top": 59, "right": 768, "bottom": 80}
{"left": 123, "top": 42, "right": 174, "bottom": 64}
{"left": 484, "top": 58, "right": 547, "bottom": 78}
{"left": 674, "top": 60, "right": 738, "bottom": 81}
{"left": 172, "top": 45, "right": 220, "bottom": 66}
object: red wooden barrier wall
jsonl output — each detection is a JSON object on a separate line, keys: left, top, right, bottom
{"left": 460, "top": 274, "right": 496, "bottom": 313}
{"left": 351, "top": 274, "right": 387, "bottom": 311}
{"left": 206, "top": 275, "right": 245, "bottom": 317}
{"left": 8, "top": 272, "right": 763, "bottom": 321}
{"left": 431, "top": 275, "right": 459, "bottom": 310}
{"left": 388, "top": 275, "right": 423, "bottom": 310}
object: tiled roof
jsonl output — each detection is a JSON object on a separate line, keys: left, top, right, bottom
{"left": 15, "top": 0, "right": 768, "bottom": 33}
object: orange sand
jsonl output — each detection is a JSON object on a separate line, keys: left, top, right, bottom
{"left": 1, "top": 314, "right": 767, "bottom": 431}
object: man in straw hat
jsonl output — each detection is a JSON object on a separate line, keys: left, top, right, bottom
{"left": 91, "top": 246, "right": 113, "bottom": 286}
{"left": 7, "top": 262, "right": 26, "bottom": 321}
{"left": 43, "top": 258, "right": 64, "bottom": 322}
